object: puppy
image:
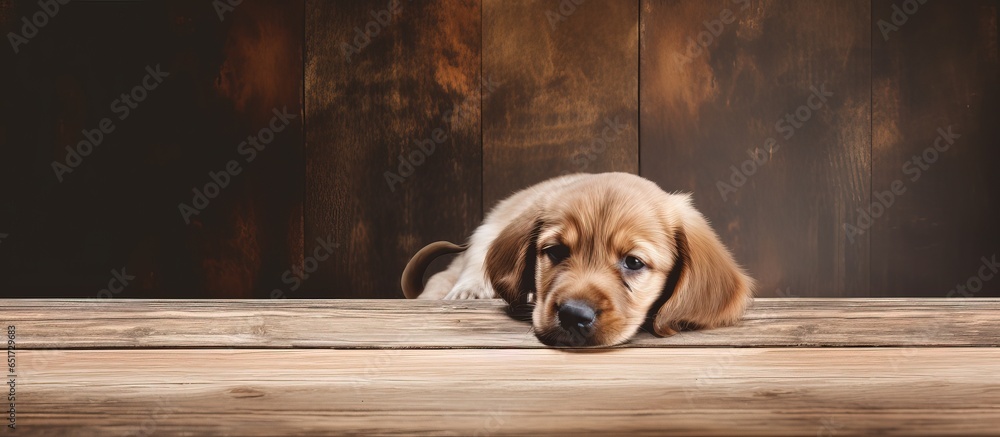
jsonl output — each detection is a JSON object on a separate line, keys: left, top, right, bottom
{"left": 402, "top": 172, "right": 754, "bottom": 347}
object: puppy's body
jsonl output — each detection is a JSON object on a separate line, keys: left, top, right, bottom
{"left": 409, "top": 172, "right": 754, "bottom": 346}
{"left": 419, "top": 174, "right": 587, "bottom": 300}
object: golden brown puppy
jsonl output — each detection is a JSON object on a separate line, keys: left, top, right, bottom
{"left": 402, "top": 173, "right": 754, "bottom": 347}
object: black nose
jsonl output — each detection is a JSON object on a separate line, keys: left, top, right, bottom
{"left": 558, "top": 300, "right": 596, "bottom": 331}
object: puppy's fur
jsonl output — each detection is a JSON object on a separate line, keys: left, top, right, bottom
{"left": 404, "top": 173, "right": 754, "bottom": 347}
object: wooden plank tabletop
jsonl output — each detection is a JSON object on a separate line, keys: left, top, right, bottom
{"left": 2, "top": 298, "right": 999, "bottom": 436}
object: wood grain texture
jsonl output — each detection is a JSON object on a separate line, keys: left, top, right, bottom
{"left": 0, "top": 0, "right": 304, "bottom": 299}
{"left": 10, "top": 348, "right": 1000, "bottom": 436}
{"left": 2, "top": 1, "right": 997, "bottom": 302}
{"left": 871, "top": 0, "right": 1000, "bottom": 297}
{"left": 4, "top": 298, "right": 1000, "bottom": 349}
{"left": 482, "top": 0, "right": 639, "bottom": 208}
{"left": 640, "top": 0, "right": 872, "bottom": 297}
{"left": 305, "top": 0, "right": 483, "bottom": 299}
{"left": 4, "top": 298, "right": 999, "bottom": 435}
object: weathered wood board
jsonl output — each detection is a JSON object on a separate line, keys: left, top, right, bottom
{"left": 3, "top": 298, "right": 999, "bottom": 349}
{"left": 2, "top": 298, "right": 999, "bottom": 435}
{"left": 482, "top": 0, "right": 639, "bottom": 207}
{"left": 640, "top": 0, "right": 872, "bottom": 297}
{"left": 304, "top": 0, "right": 483, "bottom": 298}
{"left": 871, "top": 0, "right": 1000, "bottom": 297}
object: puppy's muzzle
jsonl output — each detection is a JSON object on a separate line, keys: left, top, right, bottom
{"left": 558, "top": 300, "right": 596, "bottom": 333}
{"left": 544, "top": 299, "right": 598, "bottom": 346}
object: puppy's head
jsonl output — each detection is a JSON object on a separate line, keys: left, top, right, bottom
{"left": 486, "top": 173, "right": 753, "bottom": 347}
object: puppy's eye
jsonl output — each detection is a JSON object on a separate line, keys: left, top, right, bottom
{"left": 623, "top": 256, "right": 645, "bottom": 271}
{"left": 543, "top": 244, "right": 570, "bottom": 264}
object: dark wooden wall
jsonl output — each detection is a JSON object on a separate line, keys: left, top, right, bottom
{"left": 304, "top": 0, "right": 482, "bottom": 299}
{"left": 641, "top": 0, "right": 872, "bottom": 297}
{"left": 482, "top": 0, "right": 638, "bottom": 207}
{"left": 870, "top": 0, "right": 1000, "bottom": 297}
{"left": 1, "top": 0, "right": 997, "bottom": 299}
{"left": 0, "top": 0, "right": 303, "bottom": 299}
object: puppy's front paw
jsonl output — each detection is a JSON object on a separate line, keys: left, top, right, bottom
{"left": 443, "top": 282, "right": 495, "bottom": 300}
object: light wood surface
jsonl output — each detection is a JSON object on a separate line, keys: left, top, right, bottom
{"left": 2, "top": 298, "right": 999, "bottom": 436}
{"left": 4, "top": 298, "right": 999, "bottom": 349}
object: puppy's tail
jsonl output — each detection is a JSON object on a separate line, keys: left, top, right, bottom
{"left": 401, "top": 241, "right": 469, "bottom": 299}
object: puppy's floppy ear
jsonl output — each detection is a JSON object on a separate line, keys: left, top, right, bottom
{"left": 485, "top": 209, "right": 540, "bottom": 306}
{"left": 653, "top": 195, "right": 755, "bottom": 336}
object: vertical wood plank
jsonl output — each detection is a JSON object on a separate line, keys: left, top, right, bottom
{"left": 871, "top": 0, "right": 1000, "bottom": 297}
{"left": 640, "top": 0, "right": 872, "bottom": 297}
{"left": 305, "top": 0, "right": 483, "bottom": 298}
{"left": 482, "top": 0, "right": 639, "bottom": 208}
{"left": 0, "top": 0, "right": 304, "bottom": 298}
